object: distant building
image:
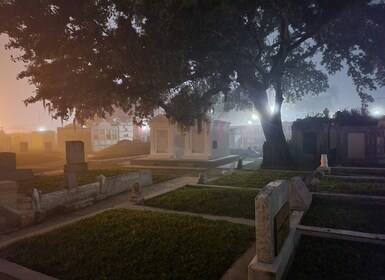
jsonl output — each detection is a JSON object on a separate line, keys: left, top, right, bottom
{"left": 117, "top": 122, "right": 134, "bottom": 141}
{"left": 0, "top": 129, "right": 11, "bottom": 152}
{"left": 291, "top": 115, "right": 385, "bottom": 168}
{"left": 91, "top": 121, "right": 119, "bottom": 152}
{"left": 57, "top": 120, "right": 148, "bottom": 154}
{"left": 30, "top": 130, "right": 56, "bottom": 152}
{"left": 9, "top": 133, "right": 30, "bottom": 152}
{"left": 149, "top": 115, "right": 230, "bottom": 160}
{"left": 229, "top": 122, "right": 292, "bottom": 151}
{"left": 57, "top": 124, "right": 93, "bottom": 155}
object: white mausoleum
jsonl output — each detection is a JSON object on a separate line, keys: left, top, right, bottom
{"left": 149, "top": 115, "right": 230, "bottom": 160}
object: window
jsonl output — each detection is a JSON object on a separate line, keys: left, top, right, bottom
{"left": 212, "top": 140, "right": 218, "bottom": 149}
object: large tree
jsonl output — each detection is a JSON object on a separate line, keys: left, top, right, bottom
{"left": 1, "top": 0, "right": 384, "bottom": 167}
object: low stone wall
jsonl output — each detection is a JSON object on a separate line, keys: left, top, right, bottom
{"left": 38, "top": 170, "right": 152, "bottom": 211}
{"left": 39, "top": 183, "right": 99, "bottom": 210}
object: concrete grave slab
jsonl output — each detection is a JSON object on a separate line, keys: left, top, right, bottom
{"left": 249, "top": 180, "right": 298, "bottom": 280}
{"left": 290, "top": 177, "right": 312, "bottom": 211}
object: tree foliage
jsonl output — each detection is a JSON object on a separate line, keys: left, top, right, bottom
{"left": 1, "top": 0, "right": 384, "bottom": 166}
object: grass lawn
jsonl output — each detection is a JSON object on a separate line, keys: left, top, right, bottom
{"left": 301, "top": 196, "right": 385, "bottom": 234}
{"left": 16, "top": 152, "right": 64, "bottom": 166}
{"left": 17, "top": 169, "right": 144, "bottom": 194}
{"left": 287, "top": 236, "right": 385, "bottom": 280}
{"left": 317, "top": 178, "right": 385, "bottom": 196}
{"left": 144, "top": 186, "right": 258, "bottom": 219}
{"left": 209, "top": 170, "right": 306, "bottom": 188}
{"left": 0, "top": 209, "right": 254, "bottom": 280}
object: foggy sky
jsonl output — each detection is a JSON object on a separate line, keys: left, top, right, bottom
{"left": 0, "top": 34, "right": 384, "bottom": 132}
{"left": 0, "top": 35, "right": 69, "bottom": 133}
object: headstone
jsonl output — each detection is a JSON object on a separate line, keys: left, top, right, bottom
{"left": 0, "top": 181, "right": 18, "bottom": 209}
{"left": 248, "top": 180, "right": 298, "bottom": 280}
{"left": 0, "top": 153, "right": 33, "bottom": 180}
{"left": 130, "top": 182, "right": 143, "bottom": 203}
{"left": 197, "top": 173, "right": 207, "bottom": 184}
{"left": 0, "top": 152, "right": 16, "bottom": 174}
{"left": 98, "top": 175, "right": 106, "bottom": 192}
{"left": 64, "top": 141, "right": 88, "bottom": 173}
{"left": 290, "top": 177, "right": 312, "bottom": 211}
{"left": 317, "top": 154, "right": 331, "bottom": 174}
{"left": 32, "top": 188, "right": 41, "bottom": 210}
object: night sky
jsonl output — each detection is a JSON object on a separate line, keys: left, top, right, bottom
{"left": 0, "top": 34, "right": 384, "bottom": 132}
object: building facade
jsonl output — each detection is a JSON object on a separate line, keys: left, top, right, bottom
{"left": 229, "top": 122, "right": 292, "bottom": 151}
{"left": 0, "top": 129, "right": 11, "bottom": 152}
{"left": 149, "top": 115, "right": 231, "bottom": 160}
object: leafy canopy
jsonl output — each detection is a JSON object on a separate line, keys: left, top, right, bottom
{"left": 0, "top": 0, "right": 384, "bottom": 125}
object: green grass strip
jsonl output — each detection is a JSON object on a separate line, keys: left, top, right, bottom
{"left": 210, "top": 170, "right": 305, "bottom": 188}
{"left": 317, "top": 179, "right": 385, "bottom": 196}
{"left": 287, "top": 236, "right": 385, "bottom": 280}
{"left": 301, "top": 196, "right": 385, "bottom": 234}
{"left": 144, "top": 186, "right": 258, "bottom": 219}
{"left": 0, "top": 209, "right": 254, "bottom": 280}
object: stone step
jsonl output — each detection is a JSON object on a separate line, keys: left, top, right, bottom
{"left": 331, "top": 166, "right": 385, "bottom": 177}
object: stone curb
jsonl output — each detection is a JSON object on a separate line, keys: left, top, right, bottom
{"left": 297, "top": 224, "right": 385, "bottom": 245}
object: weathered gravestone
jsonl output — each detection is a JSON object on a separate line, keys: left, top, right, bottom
{"left": 0, "top": 152, "right": 33, "bottom": 180}
{"left": 0, "top": 181, "right": 18, "bottom": 209}
{"left": 248, "top": 180, "right": 298, "bottom": 280}
{"left": 0, "top": 152, "right": 16, "bottom": 179}
{"left": 130, "top": 182, "right": 143, "bottom": 203}
{"left": 317, "top": 154, "right": 331, "bottom": 174}
{"left": 64, "top": 141, "right": 88, "bottom": 173}
{"left": 197, "top": 173, "right": 207, "bottom": 184}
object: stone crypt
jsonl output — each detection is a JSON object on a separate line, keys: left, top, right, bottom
{"left": 131, "top": 114, "right": 238, "bottom": 167}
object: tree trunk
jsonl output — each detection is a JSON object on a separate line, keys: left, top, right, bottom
{"left": 237, "top": 68, "right": 292, "bottom": 168}
{"left": 250, "top": 89, "right": 292, "bottom": 168}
